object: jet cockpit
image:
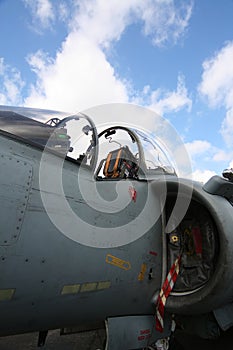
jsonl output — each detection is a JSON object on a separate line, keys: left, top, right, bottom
{"left": 45, "top": 112, "right": 176, "bottom": 180}
{"left": 0, "top": 108, "right": 176, "bottom": 181}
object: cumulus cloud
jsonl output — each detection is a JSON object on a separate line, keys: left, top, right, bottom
{"left": 70, "top": 0, "right": 193, "bottom": 47}
{"left": 198, "top": 41, "right": 233, "bottom": 147}
{"left": 24, "top": 35, "right": 129, "bottom": 111}
{"left": 140, "top": 0, "right": 193, "bottom": 46}
{"left": 213, "top": 148, "right": 233, "bottom": 162}
{"left": 198, "top": 42, "right": 233, "bottom": 108}
{"left": 221, "top": 107, "right": 233, "bottom": 148}
{"left": 23, "top": 0, "right": 55, "bottom": 31}
{"left": 191, "top": 169, "right": 216, "bottom": 184}
{"left": 183, "top": 139, "right": 229, "bottom": 181}
{"left": 184, "top": 138, "right": 233, "bottom": 166}
{"left": 22, "top": 0, "right": 193, "bottom": 112}
{"left": 185, "top": 140, "right": 212, "bottom": 157}
{"left": 144, "top": 74, "right": 192, "bottom": 115}
{"left": 58, "top": 1, "right": 70, "bottom": 22}
{"left": 0, "top": 58, "right": 25, "bottom": 105}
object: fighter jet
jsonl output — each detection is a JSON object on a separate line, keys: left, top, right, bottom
{"left": 0, "top": 103, "right": 233, "bottom": 350}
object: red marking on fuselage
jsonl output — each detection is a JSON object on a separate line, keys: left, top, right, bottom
{"left": 128, "top": 186, "right": 137, "bottom": 202}
{"left": 149, "top": 251, "right": 157, "bottom": 256}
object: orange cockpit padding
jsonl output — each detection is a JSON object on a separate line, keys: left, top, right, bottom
{"left": 104, "top": 148, "right": 124, "bottom": 178}
{"left": 103, "top": 146, "right": 138, "bottom": 179}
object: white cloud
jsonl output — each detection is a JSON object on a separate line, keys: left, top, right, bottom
{"left": 184, "top": 138, "right": 233, "bottom": 166}
{"left": 69, "top": 0, "right": 193, "bottom": 47}
{"left": 27, "top": 50, "right": 54, "bottom": 75}
{"left": 198, "top": 42, "right": 233, "bottom": 147}
{"left": 179, "top": 134, "right": 233, "bottom": 183}
{"left": 0, "top": 58, "right": 4, "bottom": 75}
{"left": 198, "top": 42, "right": 233, "bottom": 108}
{"left": 183, "top": 139, "right": 228, "bottom": 182}
{"left": 23, "top": 0, "right": 55, "bottom": 31}
{"left": 220, "top": 108, "right": 233, "bottom": 148}
{"left": 24, "top": 35, "right": 129, "bottom": 111}
{"left": 185, "top": 140, "right": 212, "bottom": 157}
{"left": 0, "top": 58, "right": 25, "bottom": 105}
{"left": 146, "top": 74, "right": 192, "bottom": 115}
{"left": 213, "top": 148, "right": 233, "bottom": 162}
{"left": 141, "top": 0, "right": 193, "bottom": 46}
{"left": 23, "top": 0, "right": 193, "bottom": 112}
{"left": 191, "top": 169, "right": 216, "bottom": 184}
{"left": 70, "top": 1, "right": 136, "bottom": 47}
{"left": 58, "top": 1, "right": 69, "bottom": 22}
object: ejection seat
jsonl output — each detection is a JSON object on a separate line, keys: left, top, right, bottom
{"left": 97, "top": 146, "right": 138, "bottom": 180}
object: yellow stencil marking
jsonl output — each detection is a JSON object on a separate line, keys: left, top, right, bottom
{"left": 138, "top": 263, "right": 147, "bottom": 281}
{"left": 61, "top": 284, "right": 80, "bottom": 295}
{"left": 61, "top": 281, "right": 111, "bottom": 295}
{"left": 0, "top": 289, "right": 15, "bottom": 301}
{"left": 106, "top": 254, "right": 131, "bottom": 271}
{"left": 80, "top": 282, "right": 98, "bottom": 293}
{"left": 97, "top": 281, "right": 111, "bottom": 290}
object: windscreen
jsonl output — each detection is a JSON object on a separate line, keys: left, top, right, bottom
{"left": 134, "top": 129, "right": 176, "bottom": 175}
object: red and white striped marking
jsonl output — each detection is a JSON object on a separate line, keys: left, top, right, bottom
{"left": 155, "top": 256, "right": 181, "bottom": 332}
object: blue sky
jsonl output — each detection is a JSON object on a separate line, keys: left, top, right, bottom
{"left": 1, "top": 0, "right": 233, "bottom": 182}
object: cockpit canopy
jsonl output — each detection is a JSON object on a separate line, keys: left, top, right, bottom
{"left": 0, "top": 109, "right": 176, "bottom": 179}
{"left": 47, "top": 113, "right": 176, "bottom": 179}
